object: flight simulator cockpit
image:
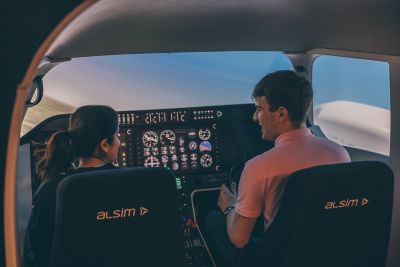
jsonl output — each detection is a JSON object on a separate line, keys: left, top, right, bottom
{"left": 21, "top": 103, "right": 272, "bottom": 266}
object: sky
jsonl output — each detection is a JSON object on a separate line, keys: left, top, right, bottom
{"left": 42, "top": 51, "right": 390, "bottom": 111}
{"left": 42, "top": 52, "right": 293, "bottom": 111}
{"left": 313, "top": 55, "right": 390, "bottom": 110}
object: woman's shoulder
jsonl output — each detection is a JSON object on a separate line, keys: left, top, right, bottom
{"left": 33, "top": 174, "right": 66, "bottom": 201}
{"left": 98, "top": 162, "right": 118, "bottom": 170}
{"left": 68, "top": 162, "right": 117, "bottom": 175}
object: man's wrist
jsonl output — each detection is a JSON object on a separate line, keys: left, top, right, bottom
{"left": 223, "top": 206, "right": 235, "bottom": 216}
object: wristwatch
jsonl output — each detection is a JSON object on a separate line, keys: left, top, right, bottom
{"left": 223, "top": 206, "right": 235, "bottom": 216}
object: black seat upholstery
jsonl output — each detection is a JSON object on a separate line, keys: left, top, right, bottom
{"left": 50, "top": 167, "right": 185, "bottom": 267}
{"left": 243, "top": 161, "right": 393, "bottom": 267}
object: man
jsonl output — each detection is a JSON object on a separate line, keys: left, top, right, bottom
{"left": 206, "top": 70, "right": 350, "bottom": 266}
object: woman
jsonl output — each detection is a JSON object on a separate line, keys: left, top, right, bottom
{"left": 24, "top": 105, "right": 120, "bottom": 267}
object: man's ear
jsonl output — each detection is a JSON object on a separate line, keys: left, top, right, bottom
{"left": 100, "top": 138, "right": 110, "bottom": 153}
{"left": 277, "top": 106, "right": 288, "bottom": 121}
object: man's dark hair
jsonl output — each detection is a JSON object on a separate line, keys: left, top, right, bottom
{"left": 252, "top": 70, "right": 313, "bottom": 127}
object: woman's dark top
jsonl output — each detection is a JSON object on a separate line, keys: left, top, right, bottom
{"left": 24, "top": 163, "right": 116, "bottom": 267}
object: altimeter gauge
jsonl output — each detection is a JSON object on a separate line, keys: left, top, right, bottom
{"left": 160, "top": 130, "right": 176, "bottom": 145}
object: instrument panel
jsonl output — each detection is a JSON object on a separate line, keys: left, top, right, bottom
{"left": 116, "top": 106, "right": 237, "bottom": 175}
{"left": 118, "top": 124, "right": 220, "bottom": 173}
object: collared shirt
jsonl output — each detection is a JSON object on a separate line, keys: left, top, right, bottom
{"left": 235, "top": 128, "right": 350, "bottom": 227}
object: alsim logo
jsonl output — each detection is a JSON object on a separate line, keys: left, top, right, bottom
{"left": 96, "top": 207, "right": 149, "bottom": 220}
{"left": 324, "top": 197, "right": 369, "bottom": 210}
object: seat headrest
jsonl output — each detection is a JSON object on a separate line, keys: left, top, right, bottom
{"left": 245, "top": 161, "right": 393, "bottom": 267}
{"left": 51, "top": 167, "right": 185, "bottom": 267}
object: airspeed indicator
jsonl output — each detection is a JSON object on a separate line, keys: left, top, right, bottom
{"left": 142, "top": 131, "right": 158, "bottom": 147}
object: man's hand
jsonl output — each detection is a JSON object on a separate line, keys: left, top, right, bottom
{"left": 218, "top": 183, "right": 238, "bottom": 212}
{"left": 217, "top": 182, "right": 258, "bottom": 248}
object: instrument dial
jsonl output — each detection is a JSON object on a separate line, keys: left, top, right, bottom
{"left": 199, "top": 141, "right": 212, "bottom": 152}
{"left": 161, "top": 155, "right": 169, "bottom": 163}
{"left": 190, "top": 153, "right": 198, "bottom": 161}
{"left": 144, "top": 156, "right": 160, "bottom": 167}
{"left": 200, "top": 154, "right": 213, "bottom": 168}
{"left": 160, "top": 130, "right": 176, "bottom": 145}
{"left": 181, "top": 154, "right": 188, "bottom": 162}
{"left": 199, "top": 128, "right": 211, "bottom": 140}
{"left": 189, "top": 141, "right": 198, "bottom": 151}
{"left": 142, "top": 131, "right": 159, "bottom": 147}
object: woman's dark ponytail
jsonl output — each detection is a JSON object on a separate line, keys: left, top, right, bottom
{"left": 36, "top": 105, "right": 118, "bottom": 180}
{"left": 37, "top": 131, "right": 73, "bottom": 180}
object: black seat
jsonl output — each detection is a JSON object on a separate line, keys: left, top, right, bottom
{"left": 243, "top": 161, "right": 393, "bottom": 267}
{"left": 49, "top": 167, "right": 185, "bottom": 267}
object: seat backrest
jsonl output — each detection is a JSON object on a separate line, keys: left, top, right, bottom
{"left": 244, "top": 161, "right": 393, "bottom": 267}
{"left": 50, "top": 167, "right": 185, "bottom": 267}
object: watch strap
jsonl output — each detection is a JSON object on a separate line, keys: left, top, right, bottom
{"left": 223, "top": 206, "right": 235, "bottom": 216}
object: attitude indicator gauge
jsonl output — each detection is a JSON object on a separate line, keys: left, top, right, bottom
{"left": 142, "top": 131, "right": 159, "bottom": 147}
{"left": 160, "top": 130, "right": 176, "bottom": 145}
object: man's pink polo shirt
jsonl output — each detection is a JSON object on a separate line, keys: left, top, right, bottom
{"left": 235, "top": 128, "right": 350, "bottom": 226}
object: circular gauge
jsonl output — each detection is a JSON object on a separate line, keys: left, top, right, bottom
{"left": 143, "top": 148, "right": 151, "bottom": 156}
{"left": 144, "top": 156, "right": 160, "bottom": 167}
{"left": 161, "top": 155, "right": 169, "bottom": 163}
{"left": 189, "top": 141, "right": 198, "bottom": 151}
{"left": 160, "top": 130, "right": 176, "bottom": 145}
{"left": 200, "top": 154, "right": 213, "bottom": 168}
{"left": 161, "top": 146, "right": 168, "bottom": 155}
{"left": 181, "top": 154, "right": 188, "bottom": 162}
{"left": 199, "top": 141, "right": 212, "bottom": 152}
{"left": 142, "top": 131, "right": 158, "bottom": 147}
{"left": 172, "top": 162, "right": 179, "bottom": 171}
{"left": 190, "top": 153, "right": 198, "bottom": 161}
{"left": 191, "top": 161, "right": 198, "bottom": 169}
{"left": 181, "top": 162, "right": 189, "bottom": 170}
{"left": 151, "top": 147, "right": 159, "bottom": 156}
{"left": 199, "top": 128, "right": 211, "bottom": 140}
{"left": 169, "top": 146, "right": 176, "bottom": 155}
